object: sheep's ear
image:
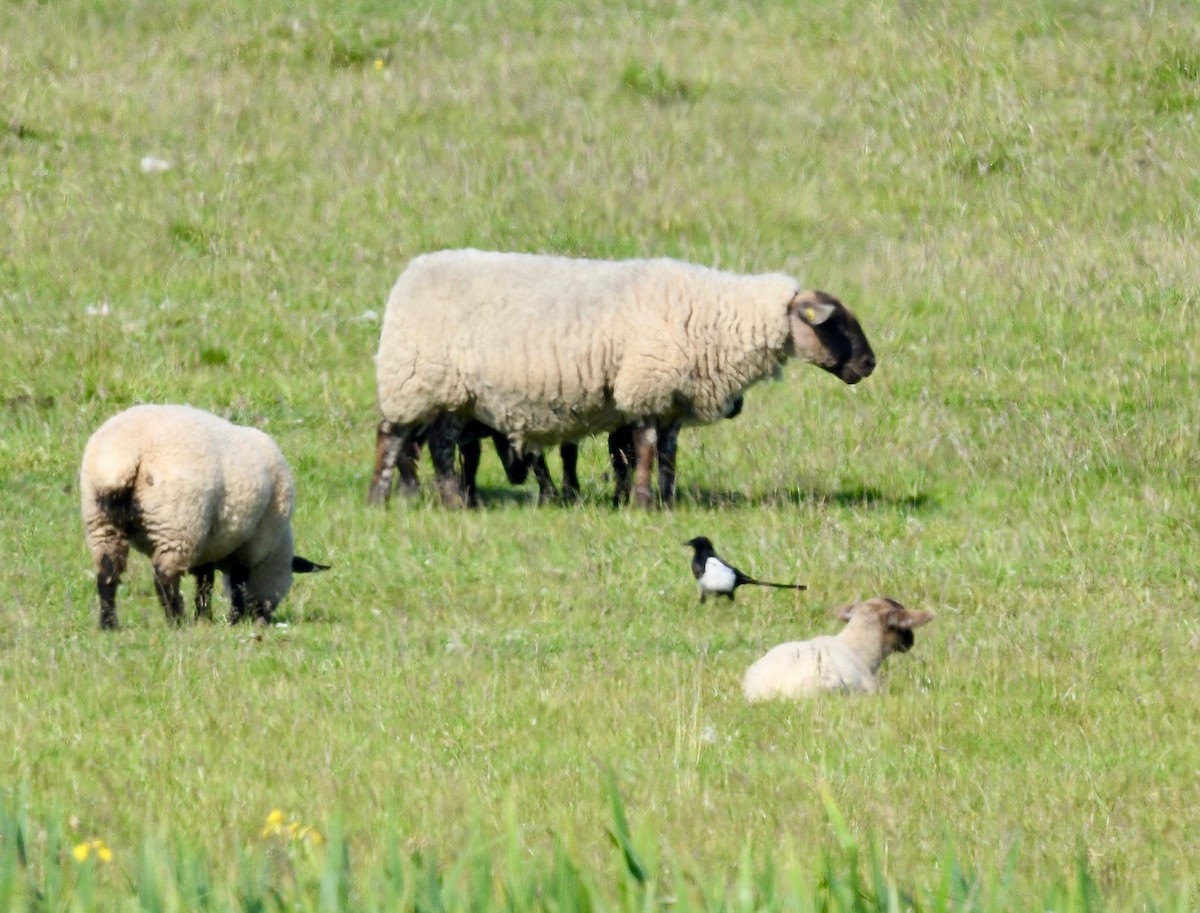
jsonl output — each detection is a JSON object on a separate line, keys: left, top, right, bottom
{"left": 292, "top": 556, "right": 330, "bottom": 573}
{"left": 890, "top": 609, "right": 934, "bottom": 630}
{"left": 790, "top": 292, "right": 838, "bottom": 326}
{"left": 835, "top": 603, "right": 857, "bottom": 623}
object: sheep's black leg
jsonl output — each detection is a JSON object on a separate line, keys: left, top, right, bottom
{"left": 560, "top": 442, "right": 580, "bottom": 503}
{"left": 631, "top": 420, "right": 657, "bottom": 509}
{"left": 368, "top": 420, "right": 417, "bottom": 506}
{"left": 228, "top": 566, "right": 250, "bottom": 624}
{"left": 656, "top": 421, "right": 681, "bottom": 507}
{"left": 253, "top": 600, "right": 276, "bottom": 626}
{"left": 193, "top": 564, "right": 215, "bottom": 622}
{"left": 531, "top": 453, "right": 559, "bottom": 504}
{"left": 152, "top": 565, "right": 185, "bottom": 626}
{"left": 428, "top": 414, "right": 468, "bottom": 508}
{"left": 396, "top": 435, "right": 422, "bottom": 495}
{"left": 608, "top": 425, "right": 635, "bottom": 507}
{"left": 460, "top": 436, "right": 482, "bottom": 507}
{"left": 97, "top": 553, "right": 123, "bottom": 631}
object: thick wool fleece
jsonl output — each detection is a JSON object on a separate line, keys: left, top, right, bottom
{"left": 375, "top": 250, "right": 799, "bottom": 448}
{"left": 80, "top": 404, "right": 297, "bottom": 605}
{"left": 742, "top": 610, "right": 905, "bottom": 699}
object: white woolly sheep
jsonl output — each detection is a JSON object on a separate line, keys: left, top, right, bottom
{"left": 368, "top": 250, "right": 875, "bottom": 508}
{"left": 80, "top": 404, "right": 328, "bottom": 629}
{"left": 742, "top": 597, "right": 934, "bottom": 699}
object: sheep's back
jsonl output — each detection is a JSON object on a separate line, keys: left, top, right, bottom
{"left": 375, "top": 251, "right": 797, "bottom": 441}
{"left": 743, "top": 636, "right": 874, "bottom": 700}
{"left": 376, "top": 250, "right": 645, "bottom": 438}
{"left": 81, "top": 405, "right": 291, "bottom": 568}
{"left": 203, "top": 426, "right": 293, "bottom": 567}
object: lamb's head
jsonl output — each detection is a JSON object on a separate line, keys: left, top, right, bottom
{"left": 837, "top": 597, "right": 934, "bottom": 659}
{"left": 786, "top": 290, "right": 876, "bottom": 384}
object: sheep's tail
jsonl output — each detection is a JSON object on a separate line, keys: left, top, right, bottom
{"left": 83, "top": 435, "right": 143, "bottom": 519}
{"left": 745, "top": 578, "right": 807, "bottom": 592}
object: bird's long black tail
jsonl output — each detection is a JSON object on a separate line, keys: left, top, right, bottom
{"left": 744, "top": 578, "right": 807, "bottom": 591}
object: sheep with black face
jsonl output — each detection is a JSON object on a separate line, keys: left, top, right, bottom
{"left": 369, "top": 250, "right": 876, "bottom": 508}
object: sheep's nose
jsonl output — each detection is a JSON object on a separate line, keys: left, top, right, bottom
{"left": 861, "top": 353, "right": 877, "bottom": 376}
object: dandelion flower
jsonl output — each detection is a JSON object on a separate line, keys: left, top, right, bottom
{"left": 261, "top": 809, "right": 286, "bottom": 838}
{"left": 73, "top": 839, "right": 113, "bottom": 863}
{"left": 374, "top": 58, "right": 384, "bottom": 71}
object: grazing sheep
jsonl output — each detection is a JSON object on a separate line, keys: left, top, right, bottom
{"left": 742, "top": 598, "right": 933, "bottom": 699}
{"left": 80, "top": 404, "right": 328, "bottom": 629}
{"left": 369, "top": 249, "right": 875, "bottom": 508}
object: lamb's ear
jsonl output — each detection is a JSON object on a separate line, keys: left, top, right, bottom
{"left": 292, "top": 556, "right": 330, "bottom": 573}
{"left": 835, "top": 603, "right": 857, "bottom": 623}
{"left": 789, "top": 291, "right": 839, "bottom": 326}
{"left": 890, "top": 609, "right": 934, "bottom": 630}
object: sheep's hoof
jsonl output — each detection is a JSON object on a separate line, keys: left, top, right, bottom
{"left": 436, "top": 482, "right": 470, "bottom": 509}
{"left": 366, "top": 479, "right": 392, "bottom": 506}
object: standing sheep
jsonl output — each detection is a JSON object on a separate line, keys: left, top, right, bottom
{"left": 80, "top": 404, "right": 329, "bottom": 629}
{"left": 742, "top": 597, "right": 933, "bottom": 699}
{"left": 369, "top": 250, "right": 875, "bottom": 508}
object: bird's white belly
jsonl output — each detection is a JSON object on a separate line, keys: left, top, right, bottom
{"left": 700, "top": 558, "right": 737, "bottom": 592}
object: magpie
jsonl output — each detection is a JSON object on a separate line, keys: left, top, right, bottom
{"left": 683, "top": 536, "right": 807, "bottom": 603}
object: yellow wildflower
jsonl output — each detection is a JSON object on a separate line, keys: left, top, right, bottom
{"left": 297, "top": 825, "right": 323, "bottom": 845}
{"left": 72, "top": 839, "right": 113, "bottom": 863}
{"left": 374, "top": 58, "right": 384, "bottom": 71}
{"left": 261, "top": 809, "right": 286, "bottom": 838}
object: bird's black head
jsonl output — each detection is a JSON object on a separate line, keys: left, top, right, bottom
{"left": 683, "top": 536, "right": 714, "bottom": 551}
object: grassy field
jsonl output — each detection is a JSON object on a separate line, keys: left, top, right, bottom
{"left": 2, "top": 0, "right": 1199, "bottom": 907}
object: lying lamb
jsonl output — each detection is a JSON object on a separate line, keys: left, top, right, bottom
{"left": 369, "top": 250, "right": 875, "bottom": 508}
{"left": 80, "top": 404, "right": 328, "bottom": 629}
{"left": 742, "top": 598, "right": 933, "bottom": 699}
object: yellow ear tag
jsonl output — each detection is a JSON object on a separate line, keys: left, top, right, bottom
{"left": 803, "top": 307, "right": 817, "bottom": 321}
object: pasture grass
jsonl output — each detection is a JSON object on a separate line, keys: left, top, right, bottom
{"left": 2, "top": 0, "right": 1199, "bottom": 908}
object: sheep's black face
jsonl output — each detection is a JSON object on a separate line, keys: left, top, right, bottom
{"left": 891, "top": 627, "right": 916, "bottom": 653}
{"left": 789, "top": 291, "right": 877, "bottom": 385}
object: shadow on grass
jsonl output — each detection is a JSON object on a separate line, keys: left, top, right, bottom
{"left": 467, "top": 483, "right": 935, "bottom": 513}
{"left": 683, "top": 484, "right": 936, "bottom": 512}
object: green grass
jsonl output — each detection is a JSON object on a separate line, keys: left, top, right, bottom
{"left": 2, "top": 0, "right": 1199, "bottom": 908}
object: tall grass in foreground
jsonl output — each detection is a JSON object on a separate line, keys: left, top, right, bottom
{"left": 0, "top": 784, "right": 1188, "bottom": 913}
